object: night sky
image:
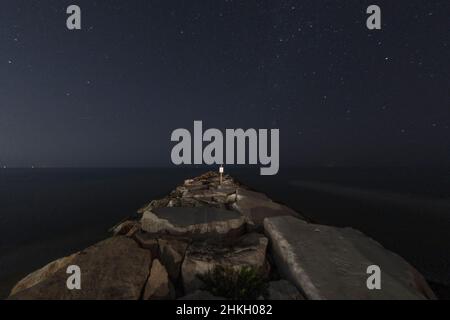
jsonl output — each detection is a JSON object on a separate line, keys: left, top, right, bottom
{"left": 0, "top": 0, "right": 449, "bottom": 168}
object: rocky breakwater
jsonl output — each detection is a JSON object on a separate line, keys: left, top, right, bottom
{"left": 7, "top": 172, "right": 436, "bottom": 300}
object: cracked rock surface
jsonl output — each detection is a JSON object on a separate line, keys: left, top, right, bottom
{"left": 8, "top": 171, "right": 435, "bottom": 300}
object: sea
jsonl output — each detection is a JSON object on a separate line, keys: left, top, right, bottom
{"left": 0, "top": 167, "right": 449, "bottom": 299}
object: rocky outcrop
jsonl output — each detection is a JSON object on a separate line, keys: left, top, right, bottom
{"left": 9, "top": 236, "right": 151, "bottom": 300}
{"left": 9, "top": 253, "right": 78, "bottom": 296}
{"left": 143, "top": 259, "right": 175, "bottom": 300}
{"left": 232, "top": 188, "right": 304, "bottom": 229}
{"left": 159, "top": 239, "right": 189, "bottom": 282}
{"left": 264, "top": 216, "right": 436, "bottom": 300}
{"left": 110, "top": 220, "right": 138, "bottom": 236}
{"left": 133, "top": 230, "right": 160, "bottom": 257}
{"left": 141, "top": 207, "right": 245, "bottom": 239}
{"left": 266, "top": 280, "right": 304, "bottom": 300}
{"left": 138, "top": 172, "right": 237, "bottom": 213}
{"left": 181, "top": 233, "right": 269, "bottom": 293}
{"left": 7, "top": 171, "right": 436, "bottom": 300}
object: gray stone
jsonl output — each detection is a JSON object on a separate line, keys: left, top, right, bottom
{"left": 143, "top": 259, "right": 175, "bottom": 300}
{"left": 226, "top": 193, "right": 237, "bottom": 204}
{"left": 167, "top": 198, "right": 181, "bottom": 207}
{"left": 179, "top": 197, "right": 203, "bottom": 207}
{"left": 266, "top": 280, "right": 304, "bottom": 300}
{"left": 9, "top": 236, "right": 152, "bottom": 300}
{"left": 125, "top": 223, "right": 140, "bottom": 237}
{"left": 184, "top": 179, "right": 205, "bottom": 186}
{"left": 179, "top": 290, "right": 225, "bottom": 300}
{"left": 216, "top": 185, "right": 237, "bottom": 196}
{"left": 133, "top": 231, "right": 160, "bottom": 257}
{"left": 110, "top": 220, "right": 137, "bottom": 236}
{"left": 338, "top": 227, "right": 436, "bottom": 300}
{"left": 183, "top": 189, "right": 229, "bottom": 202}
{"left": 233, "top": 188, "right": 304, "bottom": 228}
{"left": 9, "top": 253, "right": 78, "bottom": 296}
{"left": 140, "top": 207, "right": 245, "bottom": 239}
{"left": 264, "top": 216, "right": 435, "bottom": 300}
{"left": 184, "top": 184, "right": 208, "bottom": 192}
{"left": 236, "top": 188, "right": 270, "bottom": 201}
{"left": 159, "top": 239, "right": 189, "bottom": 282}
{"left": 138, "top": 198, "right": 170, "bottom": 214}
{"left": 181, "top": 233, "right": 268, "bottom": 293}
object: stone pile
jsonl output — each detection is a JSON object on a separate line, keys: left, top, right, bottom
{"left": 7, "top": 172, "right": 436, "bottom": 300}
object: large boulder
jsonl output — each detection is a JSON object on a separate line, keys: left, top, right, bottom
{"left": 266, "top": 280, "right": 304, "bottom": 300}
{"left": 140, "top": 207, "right": 245, "bottom": 239}
{"left": 8, "top": 236, "right": 152, "bottom": 300}
{"left": 9, "top": 253, "right": 78, "bottom": 296}
{"left": 110, "top": 220, "right": 138, "bottom": 236}
{"left": 181, "top": 233, "right": 268, "bottom": 293}
{"left": 158, "top": 238, "right": 189, "bottom": 282}
{"left": 133, "top": 230, "right": 160, "bottom": 257}
{"left": 232, "top": 188, "right": 304, "bottom": 229}
{"left": 143, "top": 259, "right": 175, "bottom": 300}
{"left": 264, "top": 216, "right": 436, "bottom": 300}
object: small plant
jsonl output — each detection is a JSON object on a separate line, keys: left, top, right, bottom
{"left": 198, "top": 265, "right": 268, "bottom": 300}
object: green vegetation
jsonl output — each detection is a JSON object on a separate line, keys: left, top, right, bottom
{"left": 198, "top": 265, "right": 268, "bottom": 300}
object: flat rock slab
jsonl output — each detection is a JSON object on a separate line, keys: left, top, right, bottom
{"left": 9, "top": 236, "right": 152, "bottom": 300}
{"left": 153, "top": 207, "right": 242, "bottom": 227}
{"left": 264, "top": 216, "right": 435, "bottom": 300}
{"left": 236, "top": 188, "right": 270, "bottom": 201}
{"left": 141, "top": 207, "right": 245, "bottom": 239}
{"left": 267, "top": 280, "right": 304, "bottom": 300}
{"left": 233, "top": 188, "right": 304, "bottom": 228}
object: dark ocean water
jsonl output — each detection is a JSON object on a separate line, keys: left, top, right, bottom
{"left": 0, "top": 167, "right": 449, "bottom": 299}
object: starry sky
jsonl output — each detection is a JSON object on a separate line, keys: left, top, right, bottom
{"left": 0, "top": 0, "right": 449, "bottom": 168}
